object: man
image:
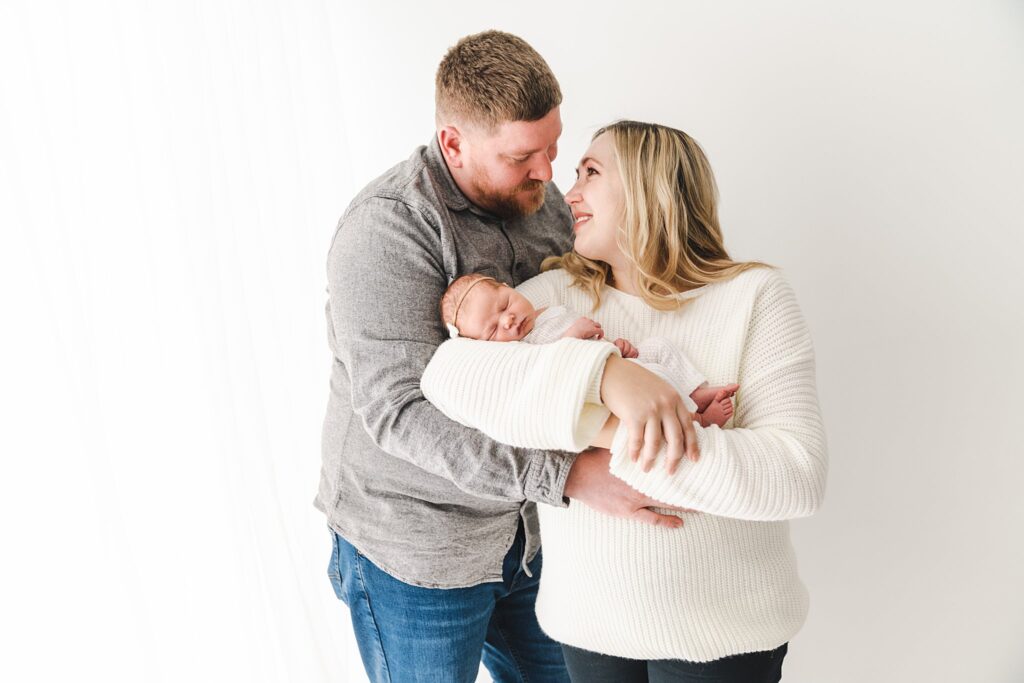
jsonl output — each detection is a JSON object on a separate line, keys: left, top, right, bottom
{"left": 319, "top": 30, "right": 695, "bottom": 682}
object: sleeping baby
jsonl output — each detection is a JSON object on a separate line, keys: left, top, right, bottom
{"left": 439, "top": 273, "right": 738, "bottom": 428}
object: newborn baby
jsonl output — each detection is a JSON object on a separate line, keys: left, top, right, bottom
{"left": 440, "top": 273, "right": 738, "bottom": 428}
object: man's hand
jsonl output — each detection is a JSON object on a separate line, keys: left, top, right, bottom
{"left": 612, "top": 338, "right": 639, "bottom": 358}
{"left": 563, "top": 317, "right": 604, "bottom": 341}
{"left": 564, "top": 449, "right": 694, "bottom": 527}
{"left": 600, "top": 355, "right": 699, "bottom": 475}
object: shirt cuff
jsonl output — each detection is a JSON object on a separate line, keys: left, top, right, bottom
{"left": 525, "top": 450, "right": 579, "bottom": 508}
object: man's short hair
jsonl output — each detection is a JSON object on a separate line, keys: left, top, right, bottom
{"left": 435, "top": 30, "right": 562, "bottom": 130}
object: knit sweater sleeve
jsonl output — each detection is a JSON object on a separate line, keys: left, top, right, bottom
{"left": 608, "top": 271, "right": 828, "bottom": 521}
{"left": 422, "top": 337, "right": 615, "bottom": 453}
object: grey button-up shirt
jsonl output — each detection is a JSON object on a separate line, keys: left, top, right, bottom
{"left": 316, "top": 137, "right": 578, "bottom": 588}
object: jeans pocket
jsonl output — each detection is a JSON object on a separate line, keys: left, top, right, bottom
{"left": 327, "top": 529, "right": 347, "bottom": 604}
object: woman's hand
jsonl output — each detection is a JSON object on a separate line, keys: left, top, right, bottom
{"left": 600, "top": 355, "right": 699, "bottom": 474}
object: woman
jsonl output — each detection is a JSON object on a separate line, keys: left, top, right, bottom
{"left": 425, "top": 120, "right": 827, "bottom": 682}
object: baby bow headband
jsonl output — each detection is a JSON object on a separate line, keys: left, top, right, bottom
{"left": 446, "top": 276, "right": 497, "bottom": 339}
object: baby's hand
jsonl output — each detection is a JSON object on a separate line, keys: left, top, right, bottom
{"left": 563, "top": 317, "right": 605, "bottom": 341}
{"left": 613, "top": 338, "right": 639, "bottom": 358}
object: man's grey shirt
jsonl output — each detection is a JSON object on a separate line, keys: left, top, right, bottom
{"left": 317, "top": 138, "right": 577, "bottom": 588}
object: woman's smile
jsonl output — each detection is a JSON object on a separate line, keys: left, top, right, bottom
{"left": 572, "top": 212, "right": 592, "bottom": 231}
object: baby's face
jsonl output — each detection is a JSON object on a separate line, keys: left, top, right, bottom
{"left": 458, "top": 284, "right": 538, "bottom": 342}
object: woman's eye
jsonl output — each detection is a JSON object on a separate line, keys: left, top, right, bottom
{"left": 586, "top": 166, "right": 598, "bottom": 177}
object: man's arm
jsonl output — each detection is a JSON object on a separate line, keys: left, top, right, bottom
{"left": 330, "top": 197, "right": 586, "bottom": 505}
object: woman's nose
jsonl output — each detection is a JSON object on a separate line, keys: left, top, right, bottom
{"left": 564, "top": 180, "right": 582, "bottom": 204}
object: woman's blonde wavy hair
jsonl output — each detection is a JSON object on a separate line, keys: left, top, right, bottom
{"left": 543, "top": 120, "right": 770, "bottom": 310}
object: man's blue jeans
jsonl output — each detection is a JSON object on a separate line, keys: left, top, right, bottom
{"left": 327, "top": 521, "right": 569, "bottom": 683}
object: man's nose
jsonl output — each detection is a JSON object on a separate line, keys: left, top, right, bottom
{"left": 529, "top": 157, "right": 553, "bottom": 183}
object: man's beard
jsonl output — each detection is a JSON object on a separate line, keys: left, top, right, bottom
{"left": 470, "top": 176, "right": 547, "bottom": 220}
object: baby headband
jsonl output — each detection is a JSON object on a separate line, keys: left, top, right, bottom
{"left": 447, "top": 276, "right": 497, "bottom": 339}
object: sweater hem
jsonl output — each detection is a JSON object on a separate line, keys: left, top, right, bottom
{"left": 538, "top": 613, "right": 803, "bottom": 663}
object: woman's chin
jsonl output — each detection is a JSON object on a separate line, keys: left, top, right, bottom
{"left": 573, "top": 242, "right": 598, "bottom": 262}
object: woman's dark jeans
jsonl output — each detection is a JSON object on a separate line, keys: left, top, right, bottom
{"left": 560, "top": 642, "right": 787, "bottom": 683}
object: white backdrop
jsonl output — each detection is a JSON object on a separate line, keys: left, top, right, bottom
{"left": 2, "top": 1, "right": 1022, "bottom": 682}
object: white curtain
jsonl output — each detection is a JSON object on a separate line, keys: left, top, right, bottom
{"left": 1, "top": 1, "right": 364, "bottom": 680}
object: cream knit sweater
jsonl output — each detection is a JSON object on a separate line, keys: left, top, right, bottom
{"left": 421, "top": 266, "right": 827, "bottom": 661}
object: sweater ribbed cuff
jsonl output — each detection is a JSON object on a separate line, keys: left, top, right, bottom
{"left": 547, "top": 339, "right": 616, "bottom": 451}
{"left": 584, "top": 342, "right": 619, "bottom": 406}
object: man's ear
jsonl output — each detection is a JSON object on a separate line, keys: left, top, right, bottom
{"left": 438, "top": 126, "right": 464, "bottom": 168}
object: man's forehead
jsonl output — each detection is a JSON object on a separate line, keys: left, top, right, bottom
{"left": 490, "top": 110, "right": 562, "bottom": 152}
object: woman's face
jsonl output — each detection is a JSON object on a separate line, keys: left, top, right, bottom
{"left": 564, "top": 132, "right": 626, "bottom": 268}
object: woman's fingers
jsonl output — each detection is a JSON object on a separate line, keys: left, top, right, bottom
{"left": 662, "top": 413, "right": 684, "bottom": 475}
{"left": 602, "top": 358, "right": 698, "bottom": 468}
{"left": 640, "top": 418, "right": 663, "bottom": 472}
{"left": 678, "top": 402, "right": 700, "bottom": 462}
{"left": 627, "top": 420, "right": 644, "bottom": 462}
{"left": 633, "top": 400, "right": 692, "bottom": 473}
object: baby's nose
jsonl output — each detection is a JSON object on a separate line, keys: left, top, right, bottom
{"left": 501, "top": 312, "right": 516, "bottom": 328}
